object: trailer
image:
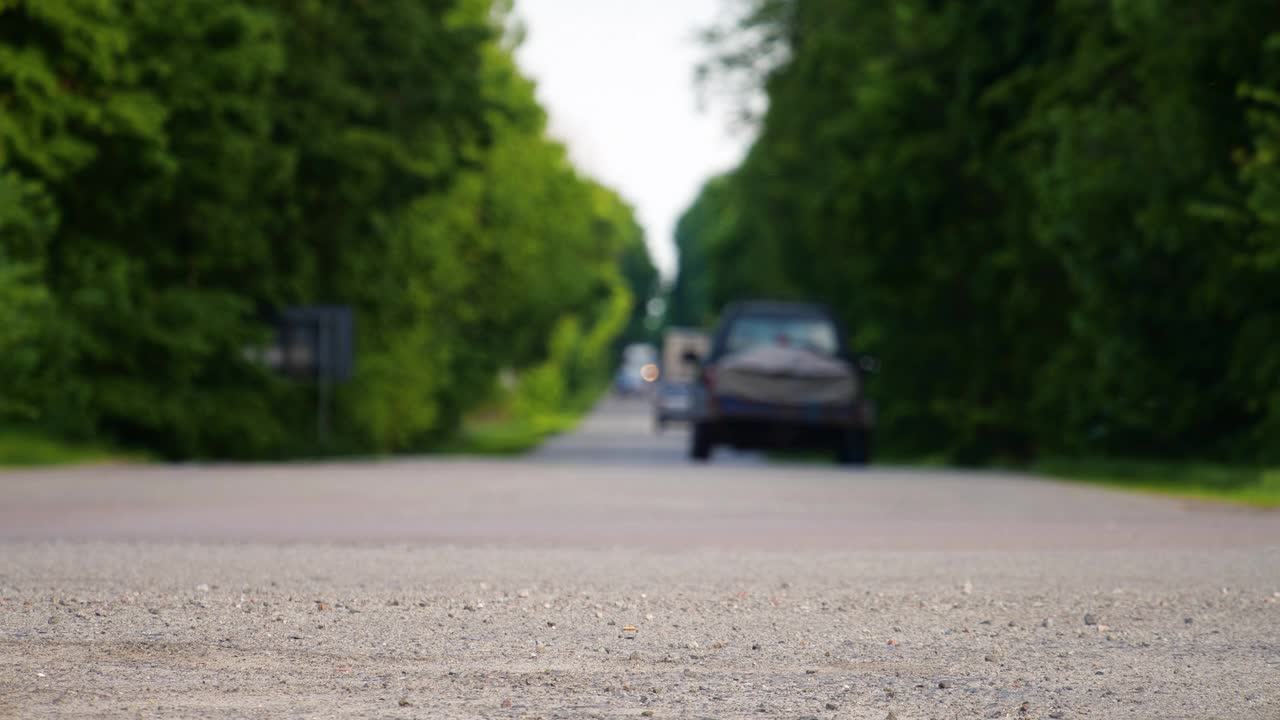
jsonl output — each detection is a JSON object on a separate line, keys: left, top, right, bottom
{"left": 653, "top": 328, "right": 710, "bottom": 430}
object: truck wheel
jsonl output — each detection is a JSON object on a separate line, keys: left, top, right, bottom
{"left": 836, "top": 429, "right": 870, "bottom": 466}
{"left": 690, "top": 422, "right": 713, "bottom": 462}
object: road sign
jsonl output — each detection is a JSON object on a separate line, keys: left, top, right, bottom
{"left": 271, "top": 306, "right": 354, "bottom": 382}
{"left": 260, "top": 306, "right": 355, "bottom": 441}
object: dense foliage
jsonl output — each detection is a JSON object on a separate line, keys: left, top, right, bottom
{"left": 674, "top": 0, "right": 1280, "bottom": 463}
{"left": 0, "top": 0, "right": 655, "bottom": 458}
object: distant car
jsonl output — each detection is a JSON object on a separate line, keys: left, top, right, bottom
{"left": 614, "top": 365, "right": 647, "bottom": 396}
{"left": 686, "top": 301, "right": 875, "bottom": 465}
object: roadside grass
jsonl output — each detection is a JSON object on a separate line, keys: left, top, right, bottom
{"left": 437, "top": 412, "right": 580, "bottom": 456}
{"left": 767, "top": 446, "right": 1279, "bottom": 508}
{"left": 1034, "top": 457, "right": 1280, "bottom": 508}
{"left": 437, "top": 385, "right": 603, "bottom": 456}
{"left": 0, "top": 428, "right": 147, "bottom": 468}
{"left": 2, "top": 381, "right": 603, "bottom": 464}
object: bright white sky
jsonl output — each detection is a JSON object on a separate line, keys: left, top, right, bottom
{"left": 513, "top": 0, "right": 752, "bottom": 279}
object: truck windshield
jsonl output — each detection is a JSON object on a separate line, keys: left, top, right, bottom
{"left": 725, "top": 316, "right": 839, "bottom": 355}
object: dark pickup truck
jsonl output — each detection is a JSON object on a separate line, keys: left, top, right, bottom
{"left": 685, "top": 301, "right": 875, "bottom": 465}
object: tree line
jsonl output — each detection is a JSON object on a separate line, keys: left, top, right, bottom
{"left": 0, "top": 0, "right": 656, "bottom": 458}
{"left": 670, "top": 0, "right": 1280, "bottom": 464}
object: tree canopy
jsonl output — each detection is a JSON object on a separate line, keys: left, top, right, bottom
{"left": 673, "top": 0, "right": 1280, "bottom": 463}
{"left": 0, "top": 0, "right": 656, "bottom": 458}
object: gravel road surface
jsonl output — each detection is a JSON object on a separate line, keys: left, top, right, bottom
{"left": 2, "top": 398, "right": 1278, "bottom": 719}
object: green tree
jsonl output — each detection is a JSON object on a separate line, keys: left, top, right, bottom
{"left": 0, "top": 0, "right": 649, "bottom": 458}
{"left": 679, "top": 0, "right": 1280, "bottom": 463}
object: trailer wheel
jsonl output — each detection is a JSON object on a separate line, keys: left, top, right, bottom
{"left": 690, "top": 422, "right": 713, "bottom": 461}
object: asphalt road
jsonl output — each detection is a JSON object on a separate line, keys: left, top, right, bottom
{"left": 2, "top": 397, "right": 1278, "bottom": 718}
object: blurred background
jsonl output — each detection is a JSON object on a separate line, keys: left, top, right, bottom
{"left": 1, "top": 0, "right": 1278, "bottom": 500}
